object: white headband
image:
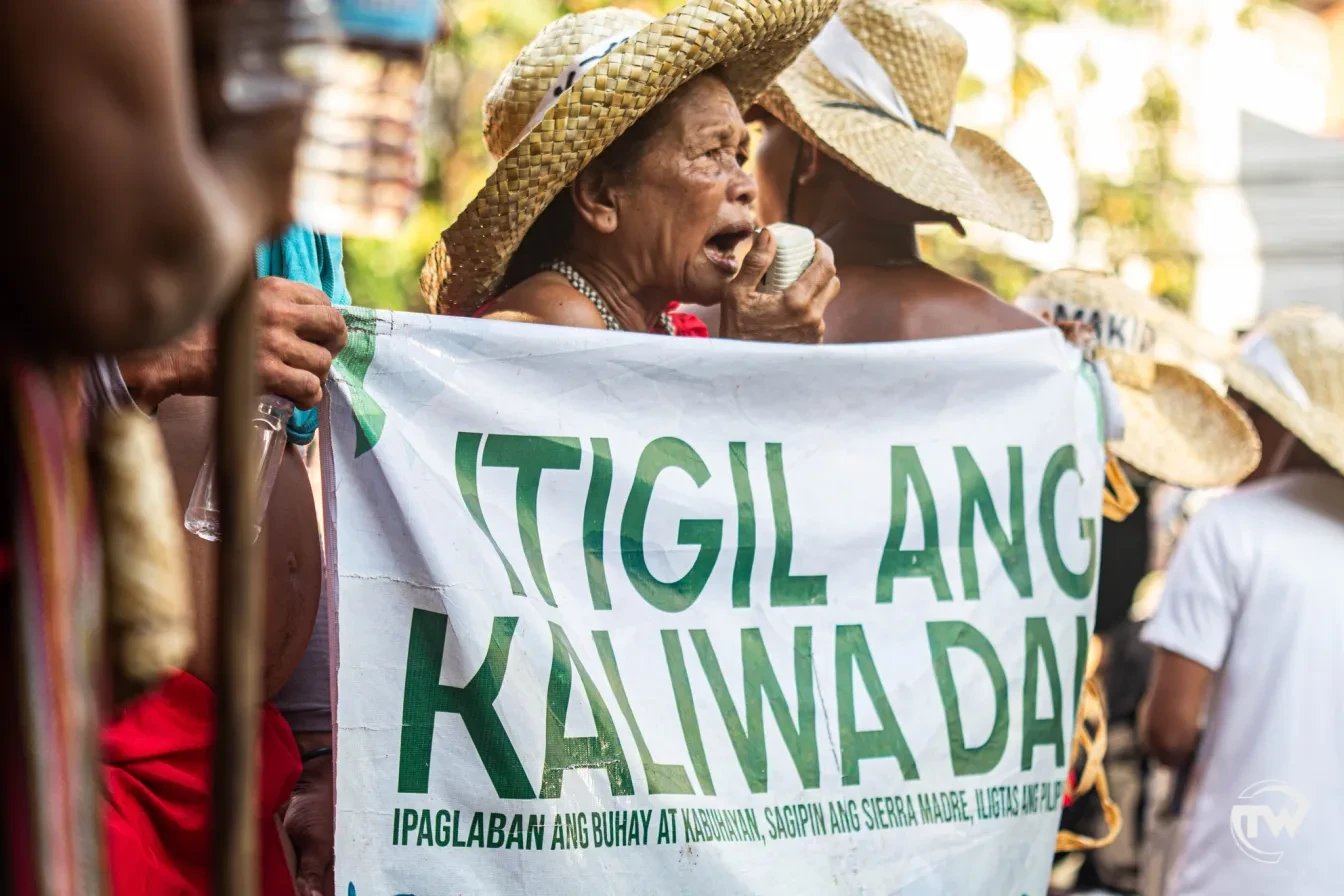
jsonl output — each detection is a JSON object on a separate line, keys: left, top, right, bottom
{"left": 807, "top": 17, "right": 954, "bottom": 141}
{"left": 505, "top": 17, "right": 958, "bottom": 157}
{"left": 504, "top": 26, "right": 644, "bottom": 156}
{"left": 1015, "top": 297, "right": 1158, "bottom": 356}
{"left": 1240, "top": 332, "right": 1312, "bottom": 409}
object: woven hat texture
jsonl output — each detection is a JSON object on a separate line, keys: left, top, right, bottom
{"left": 1018, "top": 270, "right": 1262, "bottom": 490}
{"left": 1224, "top": 306, "right": 1344, "bottom": 476}
{"left": 421, "top": 0, "right": 839, "bottom": 314}
{"left": 758, "top": 0, "right": 1051, "bottom": 240}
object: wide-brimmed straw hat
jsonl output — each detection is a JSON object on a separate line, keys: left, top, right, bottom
{"left": 1016, "top": 270, "right": 1261, "bottom": 490}
{"left": 420, "top": 0, "right": 839, "bottom": 315}
{"left": 1224, "top": 306, "right": 1344, "bottom": 476}
{"left": 756, "top": 0, "right": 1052, "bottom": 241}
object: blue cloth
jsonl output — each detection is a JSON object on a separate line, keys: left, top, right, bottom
{"left": 255, "top": 227, "right": 351, "bottom": 445}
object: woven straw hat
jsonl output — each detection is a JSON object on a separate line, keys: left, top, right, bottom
{"left": 420, "top": 0, "right": 839, "bottom": 314}
{"left": 1017, "top": 270, "right": 1260, "bottom": 490}
{"left": 756, "top": 0, "right": 1051, "bottom": 240}
{"left": 1223, "top": 306, "right": 1344, "bottom": 476}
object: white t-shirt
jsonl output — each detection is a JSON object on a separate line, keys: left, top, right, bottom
{"left": 1142, "top": 470, "right": 1344, "bottom": 896}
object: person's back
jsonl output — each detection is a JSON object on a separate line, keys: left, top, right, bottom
{"left": 820, "top": 261, "right": 1043, "bottom": 343}
{"left": 726, "top": 1, "right": 1054, "bottom": 345}
{"left": 1144, "top": 470, "right": 1344, "bottom": 894}
{"left": 682, "top": 261, "right": 1041, "bottom": 341}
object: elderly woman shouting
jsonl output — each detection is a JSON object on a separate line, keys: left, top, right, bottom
{"left": 420, "top": 0, "right": 840, "bottom": 341}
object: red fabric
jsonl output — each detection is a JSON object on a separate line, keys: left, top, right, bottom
{"left": 473, "top": 299, "right": 709, "bottom": 337}
{"left": 1064, "top": 768, "right": 1076, "bottom": 807}
{"left": 667, "top": 305, "right": 709, "bottom": 338}
{"left": 102, "top": 671, "right": 301, "bottom": 896}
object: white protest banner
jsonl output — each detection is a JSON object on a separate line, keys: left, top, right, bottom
{"left": 328, "top": 308, "right": 1105, "bottom": 896}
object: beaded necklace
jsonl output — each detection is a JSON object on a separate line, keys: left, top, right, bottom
{"left": 544, "top": 259, "right": 675, "bottom": 335}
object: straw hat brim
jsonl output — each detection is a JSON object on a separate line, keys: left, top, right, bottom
{"left": 757, "top": 62, "right": 1052, "bottom": 240}
{"left": 1015, "top": 270, "right": 1262, "bottom": 489}
{"left": 1020, "top": 269, "right": 1224, "bottom": 356}
{"left": 1223, "top": 357, "right": 1344, "bottom": 477}
{"left": 422, "top": 0, "right": 839, "bottom": 315}
{"left": 1111, "top": 361, "right": 1261, "bottom": 490}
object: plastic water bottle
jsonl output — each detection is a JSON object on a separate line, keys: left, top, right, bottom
{"left": 298, "top": 0, "right": 440, "bottom": 238}
{"left": 184, "top": 396, "right": 295, "bottom": 543}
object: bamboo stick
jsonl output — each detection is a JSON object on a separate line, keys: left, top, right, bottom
{"left": 210, "top": 276, "right": 263, "bottom": 896}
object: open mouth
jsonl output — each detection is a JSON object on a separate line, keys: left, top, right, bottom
{"left": 704, "top": 227, "right": 754, "bottom": 274}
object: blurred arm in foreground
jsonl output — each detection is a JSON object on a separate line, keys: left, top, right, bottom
{"left": 0, "top": 0, "right": 305, "bottom": 358}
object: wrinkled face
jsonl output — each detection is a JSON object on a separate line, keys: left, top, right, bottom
{"left": 747, "top": 108, "right": 799, "bottom": 227}
{"left": 607, "top": 75, "right": 757, "bottom": 304}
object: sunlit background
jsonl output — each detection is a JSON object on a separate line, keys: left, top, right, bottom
{"left": 345, "top": 0, "right": 1344, "bottom": 338}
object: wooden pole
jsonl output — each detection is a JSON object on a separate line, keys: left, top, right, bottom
{"left": 210, "top": 276, "right": 263, "bottom": 896}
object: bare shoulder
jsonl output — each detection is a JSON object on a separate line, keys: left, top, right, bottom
{"left": 899, "top": 267, "right": 1046, "bottom": 338}
{"left": 826, "top": 263, "right": 1047, "bottom": 343}
{"left": 482, "top": 272, "right": 606, "bottom": 330}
